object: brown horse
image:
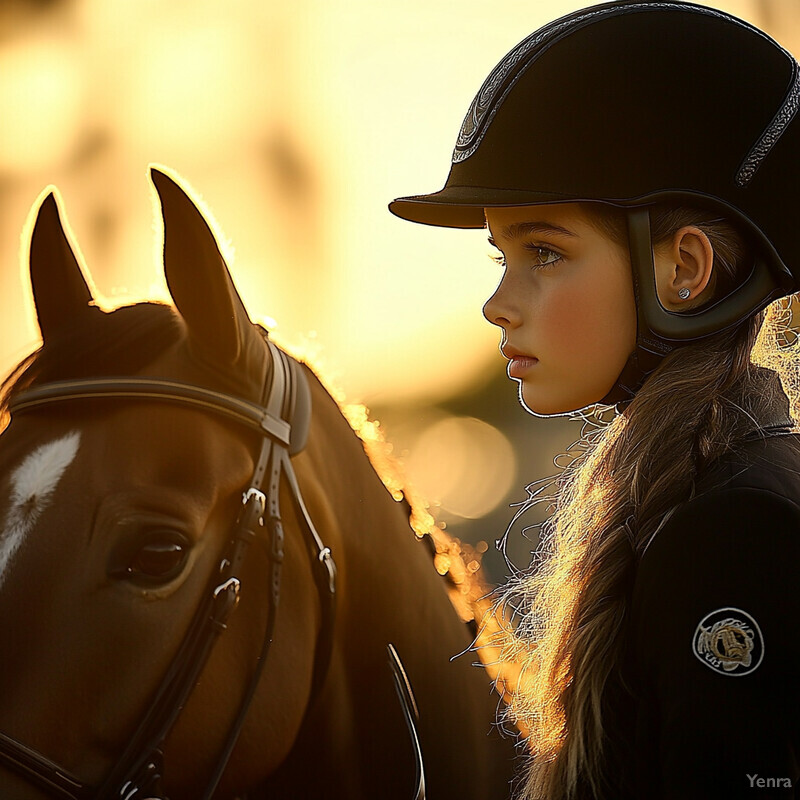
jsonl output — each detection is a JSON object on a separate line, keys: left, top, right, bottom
{"left": 0, "top": 169, "right": 514, "bottom": 800}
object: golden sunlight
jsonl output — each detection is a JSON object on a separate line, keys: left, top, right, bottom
{"left": 0, "top": 0, "right": 795, "bottom": 403}
{"left": 3, "top": 0, "right": 799, "bottom": 759}
{"left": 406, "top": 416, "right": 516, "bottom": 519}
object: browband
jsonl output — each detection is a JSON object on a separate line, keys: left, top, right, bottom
{"left": 9, "top": 377, "right": 292, "bottom": 448}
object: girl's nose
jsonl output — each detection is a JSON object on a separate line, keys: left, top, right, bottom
{"left": 483, "top": 276, "right": 520, "bottom": 329}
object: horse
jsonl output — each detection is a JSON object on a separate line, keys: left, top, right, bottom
{"left": 0, "top": 168, "right": 515, "bottom": 800}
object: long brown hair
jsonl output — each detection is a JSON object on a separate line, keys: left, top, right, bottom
{"left": 494, "top": 203, "right": 795, "bottom": 799}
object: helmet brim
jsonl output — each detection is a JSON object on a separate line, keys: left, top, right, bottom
{"left": 388, "top": 186, "right": 578, "bottom": 228}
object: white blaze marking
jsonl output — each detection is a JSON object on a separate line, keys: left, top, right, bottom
{"left": 1, "top": 432, "right": 81, "bottom": 586}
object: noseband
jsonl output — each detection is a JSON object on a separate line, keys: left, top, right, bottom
{"left": 0, "top": 336, "right": 337, "bottom": 800}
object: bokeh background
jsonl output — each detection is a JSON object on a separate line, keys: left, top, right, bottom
{"left": 1, "top": 0, "right": 798, "bottom": 581}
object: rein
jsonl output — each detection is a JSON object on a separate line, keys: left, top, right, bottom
{"left": 0, "top": 337, "right": 337, "bottom": 800}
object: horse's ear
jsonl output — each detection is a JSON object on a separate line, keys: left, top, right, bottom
{"left": 151, "top": 167, "right": 262, "bottom": 377}
{"left": 29, "top": 192, "right": 95, "bottom": 342}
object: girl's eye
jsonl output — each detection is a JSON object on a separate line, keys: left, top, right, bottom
{"left": 523, "top": 243, "right": 562, "bottom": 269}
{"left": 487, "top": 246, "right": 562, "bottom": 270}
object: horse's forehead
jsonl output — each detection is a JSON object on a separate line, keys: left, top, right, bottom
{"left": 1, "top": 406, "right": 250, "bottom": 506}
{"left": 81, "top": 406, "right": 258, "bottom": 513}
{"left": 0, "top": 402, "right": 256, "bottom": 541}
{"left": 0, "top": 431, "right": 81, "bottom": 587}
{"left": 0, "top": 409, "right": 252, "bottom": 580}
{"left": 7, "top": 431, "right": 80, "bottom": 498}
{"left": 98, "top": 404, "right": 254, "bottom": 477}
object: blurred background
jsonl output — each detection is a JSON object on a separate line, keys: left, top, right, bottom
{"left": 1, "top": 0, "right": 798, "bottom": 581}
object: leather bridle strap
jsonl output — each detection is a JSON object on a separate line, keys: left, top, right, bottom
{"left": 97, "top": 342, "right": 293, "bottom": 800}
{"left": 197, "top": 341, "right": 299, "bottom": 800}
{"left": 9, "top": 377, "right": 292, "bottom": 447}
{"left": 0, "top": 421, "right": 260, "bottom": 799}
{"left": 2, "top": 339, "right": 337, "bottom": 800}
{"left": 0, "top": 732, "right": 92, "bottom": 800}
{"left": 387, "top": 645, "right": 426, "bottom": 800}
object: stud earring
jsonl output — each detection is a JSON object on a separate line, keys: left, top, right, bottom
{"left": 678, "top": 287, "right": 691, "bottom": 300}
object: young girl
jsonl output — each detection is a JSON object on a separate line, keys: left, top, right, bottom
{"left": 391, "top": 2, "right": 800, "bottom": 799}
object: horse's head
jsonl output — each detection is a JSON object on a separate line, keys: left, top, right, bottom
{"left": 0, "top": 170, "right": 326, "bottom": 799}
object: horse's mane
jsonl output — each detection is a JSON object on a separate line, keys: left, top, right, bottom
{"left": 0, "top": 303, "right": 183, "bottom": 419}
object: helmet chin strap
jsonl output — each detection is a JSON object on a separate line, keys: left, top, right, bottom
{"left": 599, "top": 204, "right": 785, "bottom": 409}
{"left": 599, "top": 207, "right": 675, "bottom": 408}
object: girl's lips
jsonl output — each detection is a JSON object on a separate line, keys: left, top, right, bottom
{"left": 508, "top": 355, "right": 538, "bottom": 378}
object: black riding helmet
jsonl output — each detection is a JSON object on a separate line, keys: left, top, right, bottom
{"left": 389, "top": 0, "right": 800, "bottom": 404}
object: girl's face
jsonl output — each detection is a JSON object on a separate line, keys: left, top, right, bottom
{"left": 483, "top": 203, "right": 637, "bottom": 415}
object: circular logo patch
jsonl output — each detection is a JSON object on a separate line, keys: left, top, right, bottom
{"left": 693, "top": 607, "right": 764, "bottom": 677}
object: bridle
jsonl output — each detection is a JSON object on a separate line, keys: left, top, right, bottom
{"left": 1, "top": 334, "right": 427, "bottom": 800}
{"left": 0, "top": 336, "right": 338, "bottom": 800}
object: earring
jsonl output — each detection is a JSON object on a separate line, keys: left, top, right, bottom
{"left": 678, "top": 287, "right": 691, "bottom": 300}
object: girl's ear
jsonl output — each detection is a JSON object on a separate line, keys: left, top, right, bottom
{"left": 151, "top": 167, "right": 267, "bottom": 386}
{"left": 29, "top": 192, "right": 95, "bottom": 343}
{"left": 653, "top": 226, "right": 715, "bottom": 309}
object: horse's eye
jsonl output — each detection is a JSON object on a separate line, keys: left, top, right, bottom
{"left": 126, "top": 537, "right": 189, "bottom": 581}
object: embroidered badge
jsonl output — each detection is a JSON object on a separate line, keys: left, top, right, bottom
{"left": 692, "top": 607, "right": 764, "bottom": 677}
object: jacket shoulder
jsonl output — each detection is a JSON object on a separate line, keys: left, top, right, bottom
{"left": 695, "top": 431, "right": 800, "bottom": 498}
{"left": 640, "top": 432, "right": 800, "bottom": 560}
{"left": 627, "top": 456, "right": 800, "bottom": 796}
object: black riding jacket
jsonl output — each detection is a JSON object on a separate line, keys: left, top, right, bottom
{"left": 603, "top": 380, "right": 800, "bottom": 799}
